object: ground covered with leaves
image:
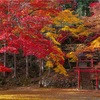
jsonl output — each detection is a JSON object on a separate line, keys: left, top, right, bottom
{"left": 0, "top": 87, "right": 100, "bottom": 100}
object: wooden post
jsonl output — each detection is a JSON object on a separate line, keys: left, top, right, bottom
{"left": 96, "top": 71, "right": 98, "bottom": 90}
{"left": 78, "top": 68, "right": 81, "bottom": 89}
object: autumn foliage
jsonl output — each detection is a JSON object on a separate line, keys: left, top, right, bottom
{"left": 83, "top": 2, "right": 100, "bottom": 50}
{"left": 67, "top": 2, "right": 100, "bottom": 62}
{"left": 0, "top": 0, "right": 99, "bottom": 76}
{"left": 0, "top": 0, "right": 69, "bottom": 75}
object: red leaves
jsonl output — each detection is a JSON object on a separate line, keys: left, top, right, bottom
{"left": 0, "top": 32, "right": 13, "bottom": 41}
{"left": 57, "top": 31, "right": 70, "bottom": 43}
{"left": 89, "top": 2, "right": 99, "bottom": 8}
{"left": 19, "top": 34, "right": 53, "bottom": 58}
{"left": 0, "top": 0, "right": 7, "bottom": 5}
{"left": 0, "top": 46, "right": 18, "bottom": 54}
{"left": 0, "top": 0, "right": 66, "bottom": 59}
{"left": 0, "top": 63, "right": 12, "bottom": 72}
{"left": 31, "top": 1, "right": 48, "bottom": 9}
{"left": 89, "top": 2, "right": 100, "bottom": 16}
{"left": 57, "top": 0, "right": 71, "bottom": 4}
{"left": 0, "top": 33, "right": 5, "bottom": 41}
{"left": 21, "top": 15, "right": 53, "bottom": 32}
{"left": 72, "top": 35, "right": 87, "bottom": 43}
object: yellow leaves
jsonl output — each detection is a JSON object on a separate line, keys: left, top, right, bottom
{"left": 66, "top": 52, "right": 75, "bottom": 57}
{"left": 77, "top": 24, "right": 91, "bottom": 36}
{"left": 66, "top": 52, "right": 78, "bottom": 62}
{"left": 52, "top": 9, "right": 92, "bottom": 39}
{"left": 46, "top": 58, "right": 67, "bottom": 76}
{"left": 61, "top": 24, "right": 90, "bottom": 37}
{"left": 46, "top": 45, "right": 66, "bottom": 75}
{"left": 49, "top": 53, "right": 57, "bottom": 62}
{"left": 52, "top": 46, "right": 64, "bottom": 57}
{"left": 77, "top": 24, "right": 85, "bottom": 31}
{"left": 41, "top": 26, "right": 56, "bottom": 33}
{"left": 46, "top": 60, "right": 53, "bottom": 68}
{"left": 63, "top": 9, "right": 73, "bottom": 14}
{"left": 54, "top": 63, "right": 67, "bottom": 76}
{"left": 46, "top": 32, "right": 58, "bottom": 38}
{"left": 61, "top": 20, "right": 90, "bottom": 37}
{"left": 61, "top": 26, "right": 78, "bottom": 37}
{"left": 79, "top": 30, "right": 91, "bottom": 36}
{"left": 53, "top": 9, "right": 82, "bottom": 26}
{"left": 61, "top": 26, "right": 70, "bottom": 31}
{"left": 91, "top": 37, "right": 100, "bottom": 49}
{"left": 86, "top": 54, "right": 93, "bottom": 58}
{"left": 49, "top": 52, "right": 64, "bottom": 63}
{"left": 48, "top": 46, "right": 64, "bottom": 63}
{"left": 46, "top": 32, "right": 60, "bottom": 45}
{"left": 50, "top": 37, "right": 60, "bottom": 45}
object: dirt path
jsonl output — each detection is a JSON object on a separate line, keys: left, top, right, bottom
{"left": 0, "top": 87, "right": 100, "bottom": 100}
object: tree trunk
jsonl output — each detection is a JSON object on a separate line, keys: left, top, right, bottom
{"left": 29, "top": 56, "right": 32, "bottom": 68}
{"left": 3, "top": 52, "right": 6, "bottom": 77}
{"left": 3, "top": 41, "right": 7, "bottom": 77}
{"left": 68, "top": 58, "right": 72, "bottom": 70}
{"left": 39, "top": 59, "right": 44, "bottom": 87}
{"left": 13, "top": 54, "right": 17, "bottom": 77}
{"left": 26, "top": 56, "right": 29, "bottom": 78}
